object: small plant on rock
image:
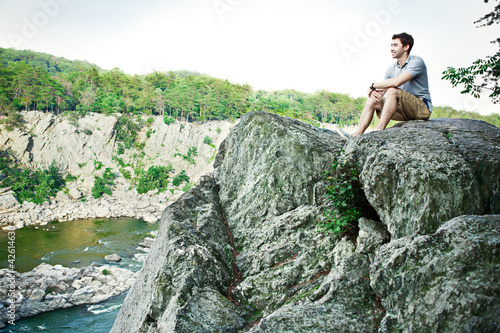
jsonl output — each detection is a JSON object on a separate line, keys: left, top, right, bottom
{"left": 319, "top": 148, "right": 362, "bottom": 234}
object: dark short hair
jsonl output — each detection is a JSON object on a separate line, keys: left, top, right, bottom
{"left": 392, "top": 32, "right": 414, "bottom": 54}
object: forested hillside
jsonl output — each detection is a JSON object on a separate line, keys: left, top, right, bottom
{"left": 0, "top": 47, "right": 498, "bottom": 129}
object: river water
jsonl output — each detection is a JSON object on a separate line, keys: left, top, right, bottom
{"left": 0, "top": 218, "right": 159, "bottom": 332}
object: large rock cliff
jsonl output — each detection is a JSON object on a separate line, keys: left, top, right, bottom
{"left": 0, "top": 111, "right": 234, "bottom": 228}
{"left": 111, "top": 112, "right": 500, "bottom": 332}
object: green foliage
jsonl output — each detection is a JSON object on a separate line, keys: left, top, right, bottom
{"left": 163, "top": 115, "right": 175, "bottom": 125}
{"left": 94, "top": 160, "right": 104, "bottom": 170}
{"left": 136, "top": 165, "right": 173, "bottom": 194}
{"left": 182, "top": 182, "right": 195, "bottom": 192}
{"left": 319, "top": 149, "right": 362, "bottom": 234}
{"left": 203, "top": 135, "right": 213, "bottom": 145}
{"left": 119, "top": 168, "right": 132, "bottom": 180}
{"left": 0, "top": 153, "right": 66, "bottom": 204}
{"left": 102, "top": 269, "right": 110, "bottom": 276}
{"left": 223, "top": 244, "right": 235, "bottom": 281}
{"left": 0, "top": 111, "right": 25, "bottom": 131}
{"left": 174, "top": 146, "right": 198, "bottom": 164}
{"left": 172, "top": 170, "right": 190, "bottom": 186}
{"left": 91, "top": 168, "right": 116, "bottom": 199}
{"left": 65, "top": 173, "right": 78, "bottom": 182}
{"left": 115, "top": 115, "right": 142, "bottom": 150}
{"left": 112, "top": 155, "right": 129, "bottom": 167}
{"left": 442, "top": 2, "right": 500, "bottom": 103}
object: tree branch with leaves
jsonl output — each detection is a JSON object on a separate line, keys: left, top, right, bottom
{"left": 442, "top": 0, "right": 500, "bottom": 103}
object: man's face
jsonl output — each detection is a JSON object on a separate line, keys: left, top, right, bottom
{"left": 391, "top": 38, "right": 408, "bottom": 59}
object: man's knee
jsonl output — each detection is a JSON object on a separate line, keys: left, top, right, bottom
{"left": 365, "top": 98, "right": 382, "bottom": 110}
{"left": 386, "top": 87, "right": 400, "bottom": 98}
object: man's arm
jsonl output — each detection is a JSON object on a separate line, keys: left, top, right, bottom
{"left": 373, "top": 72, "right": 413, "bottom": 90}
{"left": 368, "top": 72, "right": 413, "bottom": 102}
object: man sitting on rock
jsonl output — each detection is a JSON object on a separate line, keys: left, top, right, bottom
{"left": 352, "top": 32, "right": 432, "bottom": 136}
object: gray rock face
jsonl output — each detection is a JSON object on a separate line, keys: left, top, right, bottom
{"left": 111, "top": 113, "right": 500, "bottom": 332}
{"left": 371, "top": 215, "right": 500, "bottom": 332}
{"left": 111, "top": 175, "right": 246, "bottom": 333}
{"left": 345, "top": 118, "right": 500, "bottom": 239}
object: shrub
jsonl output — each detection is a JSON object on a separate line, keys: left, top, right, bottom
{"left": 65, "top": 173, "right": 78, "bottom": 182}
{"left": 119, "top": 168, "right": 132, "bottom": 180}
{"left": 115, "top": 115, "right": 142, "bottom": 150}
{"left": 163, "top": 115, "right": 175, "bottom": 125}
{"left": 319, "top": 149, "right": 362, "bottom": 234}
{"left": 174, "top": 146, "right": 198, "bottom": 164}
{"left": 203, "top": 136, "right": 213, "bottom": 145}
{"left": 92, "top": 168, "right": 116, "bottom": 198}
{"left": 172, "top": 170, "right": 189, "bottom": 186}
{"left": 116, "top": 143, "right": 125, "bottom": 155}
{"left": 182, "top": 182, "right": 194, "bottom": 192}
{"left": 94, "top": 160, "right": 103, "bottom": 170}
{"left": 136, "top": 165, "right": 173, "bottom": 194}
{"left": 0, "top": 152, "right": 66, "bottom": 204}
{"left": 112, "top": 155, "right": 128, "bottom": 168}
{"left": 0, "top": 111, "right": 25, "bottom": 131}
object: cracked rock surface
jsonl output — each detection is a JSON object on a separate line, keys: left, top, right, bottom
{"left": 111, "top": 112, "right": 500, "bottom": 332}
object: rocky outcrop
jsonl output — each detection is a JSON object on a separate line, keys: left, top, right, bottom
{"left": 0, "top": 263, "right": 136, "bottom": 326}
{"left": 111, "top": 112, "right": 500, "bottom": 332}
{"left": 371, "top": 215, "right": 500, "bottom": 332}
{"left": 345, "top": 118, "right": 500, "bottom": 238}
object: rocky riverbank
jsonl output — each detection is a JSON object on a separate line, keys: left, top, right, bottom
{"left": 0, "top": 178, "right": 182, "bottom": 230}
{"left": 0, "top": 263, "right": 137, "bottom": 328}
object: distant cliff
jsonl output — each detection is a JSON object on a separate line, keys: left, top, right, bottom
{"left": 0, "top": 111, "right": 234, "bottom": 228}
{"left": 110, "top": 112, "right": 500, "bottom": 332}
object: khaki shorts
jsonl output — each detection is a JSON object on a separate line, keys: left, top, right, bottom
{"left": 376, "top": 89, "right": 431, "bottom": 121}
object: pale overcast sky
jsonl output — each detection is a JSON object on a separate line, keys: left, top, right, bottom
{"left": 0, "top": 0, "right": 498, "bottom": 115}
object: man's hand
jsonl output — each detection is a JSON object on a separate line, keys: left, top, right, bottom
{"left": 368, "top": 88, "right": 384, "bottom": 102}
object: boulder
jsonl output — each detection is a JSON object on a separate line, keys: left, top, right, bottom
{"left": 68, "top": 188, "right": 82, "bottom": 200}
{"left": 0, "top": 190, "right": 19, "bottom": 212}
{"left": 345, "top": 118, "right": 500, "bottom": 239}
{"left": 104, "top": 254, "right": 122, "bottom": 262}
{"left": 370, "top": 215, "right": 500, "bottom": 332}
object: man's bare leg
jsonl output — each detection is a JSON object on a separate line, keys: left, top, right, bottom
{"left": 374, "top": 88, "right": 400, "bottom": 131}
{"left": 352, "top": 98, "right": 382, "bottom": 136}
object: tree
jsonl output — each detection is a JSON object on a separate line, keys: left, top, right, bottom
{"left": 442, "top": 0, "right": 500, "bottom": 103}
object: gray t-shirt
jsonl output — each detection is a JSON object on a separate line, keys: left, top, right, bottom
{"left": 384, "top": 55, "right": 432, "bottom": 111}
